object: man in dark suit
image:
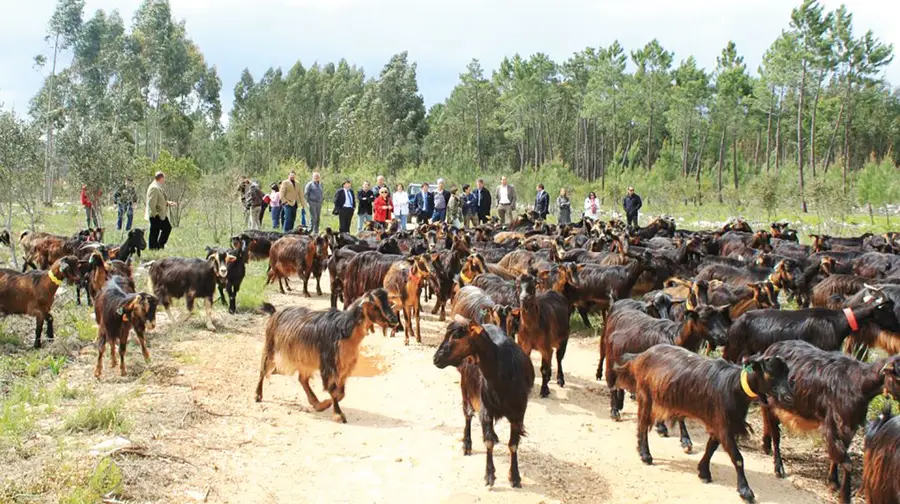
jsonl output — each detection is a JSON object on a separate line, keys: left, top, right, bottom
{"left": 623, "top": 186, "right": 642, "bottom": 230}
{"left": 534, "top": 183, "right": 550, "bottom": 220}
{"left": 474, "top": 178, "right": 492, "bottom": 223}
{"left": 333, "top": 179, "right": 356, "bottom": 234}
{"left": 413, "top": 182, "right": 435, "bottom": 225}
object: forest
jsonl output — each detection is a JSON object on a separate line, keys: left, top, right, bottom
{"left": 2, "top": 0, "right": 899, "bottom": 224}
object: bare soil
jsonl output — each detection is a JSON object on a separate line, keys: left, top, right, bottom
{"left": 8, "top": 270, "right": 855, "bottom": 503}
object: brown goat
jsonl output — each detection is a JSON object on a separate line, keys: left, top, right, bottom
{"left": 266, "top": 235, "right": 329, "bottom": 296}
{"left": 255, "top": 288, "right": 400, "bottom": 423}
{"left": 87, "top": 252, "right": 135, "bottom": 303}
{"left": 341, "top": 251, "right": 405, "bottom": 308}
{"left": 760, "top": 341, "right": 900, "bottom": 503}
{"left": 21, "top": 232, "right": 84, "bottom": 271}
{"left": 615, "top": 345, "right": 792, "bottom": 503}
{"left": 94, "top": 276, "right": 158, "bottom": 378}
{"left": 812, "top": 274, "right": 869, "bottom": 309}
{"left": 863, "top": 399, "right": 900, "bottom": 504}
{"left": 0, "top": 256, "right": 80, "bottom": 348}
{"left": 384, "top": 255, "right": 435, "bottom": 345}
{"left": 512, "top": 274, "right": 570, "bottom": 398}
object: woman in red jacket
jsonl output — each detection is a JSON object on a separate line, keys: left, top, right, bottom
{"left": 373, "top": 188, "right": 393, "bottom": 228}
{"left": 81, "top": 185, "right": 100, "bottom": 229}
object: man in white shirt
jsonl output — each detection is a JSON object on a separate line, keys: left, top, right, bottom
{"left": 494, "top": 176, "right": 517, "bottom": 226}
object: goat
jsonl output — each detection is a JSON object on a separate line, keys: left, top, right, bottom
{"left": 266, "top": 235, "right": 329, "bottom": 297}
{"left": 723, "top": 297, "right": 900, "bottom": 362}
{"left": 566, "top": 252, "right": 655, "bottom": 328}
{"left": 384, "top": 255, "right": 435, "bottom": 345}
{"left": 863, "top": 399, "right": 900, "bottom": 504}
{"left": 602, "top": 304, "right": 730, "bottom": 451}
{"left": 107, "top": 228, "right": 147, "bottom": 262}
{"left": 512, "top": 274, "right": 570, "bottom": 398}
{"left": 20, "top": 231, "right": 86, "bottom": 271}
{"left": 759, "top": 340, "right": 900, "bottom": 503}
{"left": 342, "top": 251, "right": 405, "bottom": 309}
{"left": 255, "top": 288, "right": 399, "bottom": 423}
{"left": 433, "top": 320, "right": 535, "bottom": 488}
{"left": 0, "top": 229, "right": 10, "bottom": 247}
{"left": 87, "top": 252, "right": 134, "bottom": 303}
{"left": 0, "top": 256, "right": 80, "bottom": 348}
{"left": 206, "top": 245, "right": 247, "bottom": 314}
{"left": 148, "top": 256, "right": 225, "bottom": 330}
{"left": 94, "top": 276, "right": 158, "bottom": 378}
{"left": 615, "top": 345, "right": 791, "bottom": 502}
{"left": 811, "top": 273, "right": 869, "bottom": 309}
{"left": 327, "top": 248, "right": 358, "bottom": 309}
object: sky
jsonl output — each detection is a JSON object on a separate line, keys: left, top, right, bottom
{"left": 1, "top": 0, "right": 899, "bottom": 119}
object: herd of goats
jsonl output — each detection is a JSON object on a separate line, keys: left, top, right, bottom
{"left": 1, "top": 214, "right": 900, "bottom": 503}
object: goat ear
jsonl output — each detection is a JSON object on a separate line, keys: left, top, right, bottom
{"left": 510, "top": 308, "right": 521, "bottom": 319}
{"left": 467, "top": 320, "right": 483, "bottom": 335}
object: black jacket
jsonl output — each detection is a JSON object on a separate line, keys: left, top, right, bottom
{"left": 534, "top": 190, "right": 550, "bottom": 218}
{"left": 357, "top": 189, "right": 375, "bottom": 215}
{"left": 623, "top": 193, "right": 643, "bottom": 215}
{"left": 474, "top": 187, "right": 492, "bottom": 218}
{"left": 333, "top": 188, "right": 356, "bottom": 213}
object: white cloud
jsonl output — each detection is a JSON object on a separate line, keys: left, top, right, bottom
{"left": 1, "top": 0, "right": 897, "bottom": 116}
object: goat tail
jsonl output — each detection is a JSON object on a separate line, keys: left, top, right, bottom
{"left": 259, "top": 302, "right": 277, "bottom": 316}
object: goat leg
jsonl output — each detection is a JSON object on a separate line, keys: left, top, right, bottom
{"left": 678, "top": 419, "right": 693, "bottom": 454}
{"left": 508, "top": 421, "right": 524, "bottom": 488}
{"left": 539, "top": 354, "right": 551, "bottom": 398}
{"left": 95, "top": 332, "right": 106, "bottom": 378}
{"left": 45, "top": 313, "right": 54, "bottom": 341}
{"left": 204, "top": 299, "right": 216, "bottom": 331}
{"left": 636, "top": 388, "right": 653, "bottom": 465}
{"left": 415, "top": 304, "right": 422, "bottom": 344}
{"left": 33, "top": 314, "right": 44, "bottom": 349}
{"left": 578, "top": 306, "right": 592, "bottom": 328}
{"left": 481, "top": 410, "right": 499, "bottom": 487}
{"left": 328, "top": 382, "right": 347, "bottom": 423}
{"left": 137, "top": 334, "right": 151, "bottom": 363}
{"left": 698, "top": 437, "right": 720, "bottom": 483}
{"left": 119, "top": 340, "right": 128, "bottom": 376}
{"left": 301, "top": 271, "right": 311, "bottom": 298}
{"left": 656, "top": 421, "right": 669, "bottom": 438}
{"left": 462, "top": 403, "right": 474, "bottom": 455}
{"left": 315, "top": 272, "right": 323, "bottom": 296}
{"left": 299, "top": 375, "right": 332, "bottom": 412}
{"left": 761, "top": 406, "right": 785, "bottom": 477}
{"left": 556, "top": 339, "right": 567, "bottom": 387}
{"left": 721, "top": 433, "right": 754, "bottom": 502}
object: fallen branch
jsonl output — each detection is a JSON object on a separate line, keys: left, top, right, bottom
{"left": 109, "top": 445, "right": 198, "bottom": 468}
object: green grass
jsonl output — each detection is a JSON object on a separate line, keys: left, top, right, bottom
{"left": 60, "top": 458, "right": 125, "bottom": 504}
{"left": 64, "top": 398, "right": 130, "bottom": 434}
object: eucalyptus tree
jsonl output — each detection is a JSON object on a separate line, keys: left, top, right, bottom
{"left": 629, "top": 40, "right": 673, "bottom": 170}
{"left": 712, "top": 41, "right": 752, "bottom": 199}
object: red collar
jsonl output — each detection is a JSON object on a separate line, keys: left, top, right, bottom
{"left": 408, "top": 270, "right": 420, "bottom": 283}
{"left": 844, "top": 307, "right": 859, "bottom": 332}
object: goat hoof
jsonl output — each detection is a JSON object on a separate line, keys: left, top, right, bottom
{"left": 775, "top": 465, "right": 785, "bottom": 478}
{"left": 510, "top": 475, "right": 522, "bottom": 488}
{"left": 557, "top": 378, "right": 565, "bottom": 387}
{"left": 698, "top": 469, "right": 712, "bottom": 483}
{"left": 540, "top": 387, "right": 550, "bottom": 398}
{"left": 484, "top": 473, "right": 496, "bottom": 487}
{"left": 206, "top": 323, "right": 216, "bottom": 331}
{"left": 656, "top": 425, "right": 669, "bottom": 438}
{"left": 314, "top": 399, "right": 333, "bottom": 412}
{"left": 333, "top": 413, "right": 347, "bottom": 424}
{"left": 682, "top": 441, "right": 693, "bottom": 454}
{"left": 463, "top": 445, "right": 472, "bottom": 456}
{"left": 738, "top": 487, "right": 755, "bottom": 503}
{"left": 610, "top": 410, "right": 621, "bottom": 422}
{"left": 255, "top": 394, "right": 262, "bottom": 403}
{"left": 641, "top": 454, "right": 653, "bottom": 466}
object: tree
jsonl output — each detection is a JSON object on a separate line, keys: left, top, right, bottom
{"left": 0, "top": 110, "right": 44, "bottom": 258}
{"left": 713, "top": 41, "right": 752, "bottom": 200}
{"left": 629, "top": 40, "right": 673, "bottom": 170}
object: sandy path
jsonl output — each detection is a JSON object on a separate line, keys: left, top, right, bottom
{"left": 136, "top": 272, "right": 829, "bottom": 504}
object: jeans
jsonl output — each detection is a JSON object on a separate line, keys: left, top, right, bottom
{"left": 271, "top": 206, "right": 282, "bottom": 229}
{"left": 398, "top": 214, "right": 408, "bottom": 230}
{"left": 301, "top": 207, "right": 308, "bottom": 227}
{"left": 357, "top": 213, "right": 372, "bottom": 233}
{"left": 85, "top": 207, "right": 99, "bottom": 229}
{"left": 282, "top": 204, "right": 297, "bottom": 232}
{"left": 309, "top": 203, "right": 322, "bottom": 234}
{"left": 116, "top": 204, "right": 133, "bottom": 231}
{"left": 432, "top": 208, "right": 447, "bottom": 222}
{"left": 148, "top": 216, "right": 172, "bottom": 250}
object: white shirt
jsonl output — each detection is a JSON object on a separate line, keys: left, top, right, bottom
{"left": 343, "top": 188, "right": 354, "bottom": 208}
{"left": 584, "top": 197, "right": 600, "bottom": 219}
{"left": 392, "top": 191, "right": 409, "bottom": 216}
{"left": 499, "top": 185, "right": 510, "bottom": 204}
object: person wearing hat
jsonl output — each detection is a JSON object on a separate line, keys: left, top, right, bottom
{"left": 267, "top": 183, "right": 282, "bottom": 229}
{"left": 146, "top": 171, "right": 176, "bottom": 250}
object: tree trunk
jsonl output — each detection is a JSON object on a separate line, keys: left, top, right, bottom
{"left": 809, "top": 69, "right": 826, "bottom": 177}
{"left": 765, "top": 88, "right": 775, "bottom": 173}
{"left": 733, "top": 135, "right": 739, "bottom": 190}
{"left": 753, "top": 128, "right": 761, "bottom": 170}
{"left": 717, "top": 126, "right": 727, "bottom": 203}
{"left": 823, "top": 99, "right": 845, "bottom": 174}
{"left": 681, "top": 112, "right": 692, "bottom": 177}
{"left": 695, "top": 128, "right": 709, "bottom": 206}
{"left": 474, "top": 86, "right": 484, "bottom": 171}
{"left": 774, "top": 88, "right": 785, "bottom": 173}
{"left": 43, "top": 33, "right": 61, "bottom": 206}
{"left": 797, "top": 62, "right": 807, "bottom": 213}
{"left": 646, "top": 109, "right": 653, "bottom": 170}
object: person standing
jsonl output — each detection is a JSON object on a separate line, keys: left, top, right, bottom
{"left": 113, "top": 177, "right": 137, "bottom": 231}
{"left": 333, "top": 180, "right": 355, "bottom": 234}
{"left": 279, "top": 171, "right": 301, "bottom": 232}
{"left": 494, "top": 176, "right": 517, "bottom": 226}
{"left": 373, "top": 175, "right": 389, "bottom": 196}
{"left": 268, "top": 183, "right": 282, "bottom": 229}
{"left": 534, "top": 183, "right": 550, "bottom": 220}
{"left": 146, "top": 171, "right": 175, "bottom": 250}
{"left": 432, "top": 179, "right": 451, "bottom": 223}
{"left": 357, "top": 181, "right": 375, "bottom": 233}
{"left": 584, "top": 191, "right": 600, "bottom": 220}
{"left": 474, "top": 179, "right": 492, "bottom": 224}
{"left": 373, "top": 187, "right": 393, "bottom": 227}
{"left": 447, "top": 187, "right": 462, "bottom": 227}
{"left": 461, "top": 184, "right": 477, "bottom": 228}
{"left": 81, "top": 185, "right": 100, "bottom": 229}
{"left": 556, "top": 188, "right": 572, "bottom": 225}
{"left": 413, "top": 183, "right": 434, "bottom": 225}
{"left": 392, "top": 183, "right": 410, "bottom": 230}
{"left": 623, "top": 186, "right": 642, "bottom": 229}
{"left": 245, "top": 182, "right": 264, "bottom": 230}
{"left": 305, "top": 172, "right": 324, "bottom": 234}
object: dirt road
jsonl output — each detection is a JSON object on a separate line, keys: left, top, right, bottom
{"left": 63, "top": 271, "right": 837, "bottom": 504}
